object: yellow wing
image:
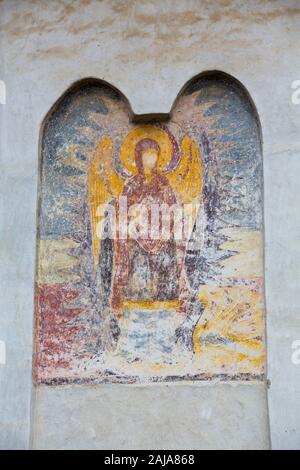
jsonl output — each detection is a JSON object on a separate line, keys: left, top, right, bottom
{"left": 89, "top": 137, "right": 124, "bottom": 267}
{"left": 166, "top": 135, "right": 203, "bottom": 238}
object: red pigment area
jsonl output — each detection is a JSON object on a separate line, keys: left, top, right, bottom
{"left": 34, "top": 284, "right": 83, "bottom": 376}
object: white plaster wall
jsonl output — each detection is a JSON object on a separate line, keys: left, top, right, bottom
{"left": 32, "top": 383, "right": 269, "bottom": 450}
{"left": 0, "top": 0, "right": 299, "bottom": 449}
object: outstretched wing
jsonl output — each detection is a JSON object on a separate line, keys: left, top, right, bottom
{"left": 89, "top": 137, "right": 124, "bottom": 266}
{"left": 166, "top": 135, "right": 203, "bottom": 238}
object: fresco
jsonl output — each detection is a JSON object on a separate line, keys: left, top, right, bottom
{"left": 34, "top": 75, "right": 265, "bottom": 384}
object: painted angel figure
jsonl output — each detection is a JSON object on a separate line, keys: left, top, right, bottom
{"left": 89, "top": 124, "right": 203, "bottom": 323}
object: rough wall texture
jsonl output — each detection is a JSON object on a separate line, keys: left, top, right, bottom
{"left": 0, "top": 0, "right": 299, "bottom": 449}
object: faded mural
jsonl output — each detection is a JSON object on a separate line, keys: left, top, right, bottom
{"left": 34, "top": 74, "right": 265, "bottom": 384}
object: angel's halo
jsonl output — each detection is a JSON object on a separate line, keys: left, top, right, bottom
{"left": 119, "top": 125, "right": 173, "bottom": 175}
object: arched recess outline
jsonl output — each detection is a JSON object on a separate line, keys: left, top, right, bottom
{"left": 34, "top": 71, "right": 265, "bottom": 386}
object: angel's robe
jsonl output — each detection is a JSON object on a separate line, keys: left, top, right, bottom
{"left": 112, "top": 172, "right": 182, "bottom": 305}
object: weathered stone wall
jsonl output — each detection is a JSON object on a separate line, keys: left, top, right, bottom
{"left": 0, "top": 0, "right": 299, "bottom": 449}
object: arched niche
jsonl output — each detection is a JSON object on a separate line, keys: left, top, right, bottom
{"left": 34, "top": 72, "right": 264, "bottom": 385}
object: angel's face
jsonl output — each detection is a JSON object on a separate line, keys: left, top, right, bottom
{"left": 142, "top": 149, "right": 159, "bottom": 175}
